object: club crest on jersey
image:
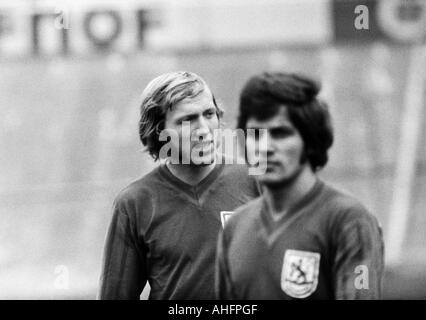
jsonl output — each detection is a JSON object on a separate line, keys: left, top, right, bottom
{"left": 220, "top": 211, "right": 234, "bottom": 227}
{"left": 281, "top": 249, "right": 320, "bottom": 298}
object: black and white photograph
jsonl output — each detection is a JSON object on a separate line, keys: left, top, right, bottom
{"left": 0, "top": 0, "right": 425, "bottom": 303}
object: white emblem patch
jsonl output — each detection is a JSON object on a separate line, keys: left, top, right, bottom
{"left": 281, "top": 249, "right": 320, "bottom": 298}
{"left": 220, "top": 211, "right": 234, "bottom": 227}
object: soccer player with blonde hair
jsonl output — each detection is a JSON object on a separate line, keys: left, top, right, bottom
{"left": 99, "top": 71, "right": 259, "bottom": 299}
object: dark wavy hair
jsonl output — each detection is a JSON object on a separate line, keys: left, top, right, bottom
{"left": 237, "top": 72, "right": 333, "bottom": 171}
{"left": 138, "top": 71, "right": 224, "bottom": 161}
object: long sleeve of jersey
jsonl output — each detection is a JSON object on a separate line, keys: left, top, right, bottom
{"left": 98, "top": 199, "right": 147, "bottom": 300}
{"left": 215, "top": 230, "right": 236, "bottom": 300}
{"left": 332, "top": 209, "right": 384, "bottom": 300}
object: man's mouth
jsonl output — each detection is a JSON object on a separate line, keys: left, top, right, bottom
{"left": 266, "top": 161, "right": 280, "bottom": 171}
{"left": 193, "top": 141, "right": 213, "bottom": 149}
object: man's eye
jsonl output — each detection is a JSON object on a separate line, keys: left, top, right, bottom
{"left": 271, "top": 129, "right": 292, "bottom": 138}
{"left": 252, "top": 130, "right": 261, "bottom": 141}
{"left": 179, "top": 117, "right": 195, "bottom": 124}
{"left": 205, "top": 110, "right": 216, "bottom": 118}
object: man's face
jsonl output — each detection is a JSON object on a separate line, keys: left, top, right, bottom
{"left": 164, "top": 88, "right": 219, "bottom": 165}
{"left": 245, "top": 107, "right": 307, "bottom": 186}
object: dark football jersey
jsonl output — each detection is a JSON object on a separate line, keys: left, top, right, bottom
{"left": 216, "top": 179, "right": 384, "bottom": 299}
{"left": 98, "top": 161, "right": 260, "bottom": 299}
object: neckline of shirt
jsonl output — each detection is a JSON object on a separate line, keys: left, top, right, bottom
{"left": 259, "top": 179, "right": 325, "bottom": 242}
{"left": 158, "top": 161, "right": 225, "bottom": 202}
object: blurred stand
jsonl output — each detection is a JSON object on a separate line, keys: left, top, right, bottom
{"left": 0, "top": 0, "right": 425, "bottom": 299}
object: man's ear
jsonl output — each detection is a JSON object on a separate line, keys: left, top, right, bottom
{"left": 212, "top": 94, "right": 224, "bottom": 119}
{"left": 212, "top": 94, "right": 218, "bottom": 108}
{"left": 155, "top": 119, "right": 165, "bottom": 135}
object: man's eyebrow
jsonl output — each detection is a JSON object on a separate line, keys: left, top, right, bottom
{"left": 246, "top": 124, "right": 293, "bottom": 130}
{"left": 175, "top": 106, "right": 215, "bottom": 122}
{"left": 270, "top": 125, "right": 293, "bottom": 130}
{"left": 175, "top": 113, "right": 198, "bottom": 122}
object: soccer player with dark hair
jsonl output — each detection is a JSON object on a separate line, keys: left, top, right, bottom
{"left": 98, "top": 71, "right": 260, "bottom": 299}
{"left": 215, "top": 72, "right": 384, "bottom": 300}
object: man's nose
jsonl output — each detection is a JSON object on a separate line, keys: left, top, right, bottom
{"left": 255, "top": 130, "right": 272, "bottom": 156}
{"left": 194, "top": 117, "right": 210, "bottom": 138}
{"left": 266, "top": 132, "right": 275, "bottom": 156}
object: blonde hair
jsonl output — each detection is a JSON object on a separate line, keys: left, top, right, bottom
{"left": 138, "top": 71, "right": 224, "bottom": 160}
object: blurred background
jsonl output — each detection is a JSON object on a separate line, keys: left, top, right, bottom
{"left": 0, "top": 0, "right": 425, "bottom": 299}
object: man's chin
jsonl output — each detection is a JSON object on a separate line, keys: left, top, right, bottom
{"left": 189, "top": 156, "right": 216, "bottom": 166}
{"left": 189, "top": 149, "right": 216, "bottom": 166}
{"left": 257, "top": 174, "right": 290, "bottom": 188}
{"left": 191, "top": 162, "right": 212, "bottom": 167}
{"left": 258, "top": 167, "right": 305, "bottom": 188}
